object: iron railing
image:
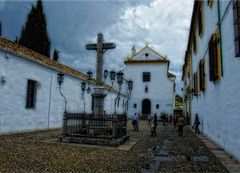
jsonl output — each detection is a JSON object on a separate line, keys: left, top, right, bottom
{"left": 63, "top": 113, "right": 127, "bottom": 139}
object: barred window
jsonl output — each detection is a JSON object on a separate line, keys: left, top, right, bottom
{"left": 208, "top": 0, "right": 213, "bottom": 8}
{"left": 26, "top": 80, "right": 37, "bottom": 108}
{"left": 208, "top": 29, "right": 221, "bottom": 81}
{"left": 143, "top": 72, "right": 151, "bottom": 82}
{"left": 198, "top": 3, "right": 204, "bottom": 37}
{"left": 199, "top": 59, "right": 206, "bottom": 91}
{"left": 194, "top": 72, "right": 199, "bottom": 96}
{"left": 233, "top": 0, "right": 240, "bottom": 56}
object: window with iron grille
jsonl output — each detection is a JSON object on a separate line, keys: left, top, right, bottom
{"left": 199, "top": 59, "right": 206, "bottom": 91}
{"left": 194, "top": 72, "right": 199, "bottom": 96}
{"left": 233, "top": 0, "right": 240, "bottom": 57}
{"left": 134, "top": 103, "right": 137, "bottom": 108}
{"left": 198, "top": 3, "right": 204, "bottom": 37}
{"left": 208, "top": 29, "right": 221, "bottom": 81}
{"left": 143, "top": 72, "right": 151, "bottom": 82}
{"left": 26, "top": 79, "right": 37, "bottom": 108}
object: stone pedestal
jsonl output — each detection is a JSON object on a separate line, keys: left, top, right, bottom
{"left": 92, "top": 87, "right": 106, "bottom": 117}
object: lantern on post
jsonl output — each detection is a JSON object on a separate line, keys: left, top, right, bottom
{"left": 128, "top": 80, "right": 133, "bottom": 91}
{"left": 87, "top": 71, "right": 92, "bottom": 81}
{"left": 114, "top": 71, "right": 124, "bottom": 114}
{"left": 116, "top": 71, "right": 124, "bottom": 87}
{"left": 81, "top": 81, "right": 86, "bottom": 93}
{"left": 81, "top": 81, "right": 87, "bottom": 114}
{"left": 57, "top": 72, "right": 67, "bottom": 113}
{"left": 110, "top": 70, "right": 116, "bottom": 81}
{"left": 57, "top": 72, "right": 64, "bottom": 86}
{"left": 128, "top": 79, "right": 133, "bottom": 99}
{"left": 104, "top": 70, "right": 108, "bottom": 80}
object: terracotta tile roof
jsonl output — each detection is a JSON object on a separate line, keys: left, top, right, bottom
{"left": 0, "top": 38, "right": 119, "bottom": 94}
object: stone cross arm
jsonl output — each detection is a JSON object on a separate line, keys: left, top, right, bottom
{"left": 86, "top": 43, "right": 116, "bottom": 51}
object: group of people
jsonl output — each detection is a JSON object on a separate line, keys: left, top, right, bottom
{"left": 175, "top": 113, "right": 201, "bottom": 137}
{"left": 132, "top": 112, "right": 201, "bottom": 137}
{"left": 132, "top": 113, "right": 158, "bottom": 136}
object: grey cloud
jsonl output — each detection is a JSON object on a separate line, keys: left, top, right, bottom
{"left": 0, "top": 0, "right": 193, "bottom": 94}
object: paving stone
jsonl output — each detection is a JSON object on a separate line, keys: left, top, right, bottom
{"left": 0, "top": 121, "right": 231, "bottom": 172}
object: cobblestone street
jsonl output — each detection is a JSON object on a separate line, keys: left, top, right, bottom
{"left": 0, "top": 121, "right": 232, "bottom": 172}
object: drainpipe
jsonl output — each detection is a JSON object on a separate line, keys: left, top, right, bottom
{"left": 217, "top": 0, "right": 224, "bottom": 77}
{"left": 47, "top": 75, "right": 53, "bottom": 129}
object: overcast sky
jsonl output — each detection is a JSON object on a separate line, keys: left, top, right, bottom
{"left": 0, "top": 0, "right": 194, "bottom": 94}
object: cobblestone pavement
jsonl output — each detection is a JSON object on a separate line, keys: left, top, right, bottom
{"left": 0, "top": 121, "right": 229, "bottom": 172}
{"left": 146, "top": 124, "right": 229, "bottom": 173}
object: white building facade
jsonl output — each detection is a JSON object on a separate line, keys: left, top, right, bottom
{"left": 124, "top": 45, "right": 176, "bottom": 118}
{"left": 0, "top": 38, "right": 126, "bottom": 134}
{"left": 182, "top": 0, "right": 240, "bottom": 160}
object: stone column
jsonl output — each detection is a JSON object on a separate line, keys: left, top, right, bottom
{"left": 92, "top": 87, "right": 106, "bottom": 117}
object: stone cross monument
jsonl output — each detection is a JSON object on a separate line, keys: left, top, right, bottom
{"left": 86, "top": 33, "right": 116, "bottom": 85}
{"left": 86, "top": 33, "right": 116, "bottom": 116}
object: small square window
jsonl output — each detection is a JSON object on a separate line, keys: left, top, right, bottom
{"left": 134, "top": 103, "right": 137, "bottom": 108}
{"left": 143, "top": 72, "right": 151, "bottom": 82}
{"left": 156, "top": 104, "right": 159, "bottom": 109}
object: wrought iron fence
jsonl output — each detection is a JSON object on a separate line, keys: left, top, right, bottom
{"left": 62, "top": 113, "right": 127, "bottom": 139}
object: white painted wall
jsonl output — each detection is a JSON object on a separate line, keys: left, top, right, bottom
{"left": 0, "top": 50, "right": 126, "bottom": 134}
{"left": 188, "top": 1, "right": 240, "bottom": 160}
{"left": 125, "top": 63, "right": 175, "bottom": 118}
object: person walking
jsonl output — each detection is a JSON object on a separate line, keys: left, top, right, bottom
{"left": 150, "top": 113, "right": 158, "bottom": 136}
{"left": 132, "top": 113, "right": 139, "bottom": 131}
{"left": 147, "top": 114, "right": 152, "bottom": 125}
{"left": 173, "top": 115, "right": 177, "bottom": 128}
{"left": 177, "top": 115, "right": 185, "bottom": 137}
{"left": 193, "top": 113, "right": 200, "bottom": 134}
{"left": 161, "top": 113, "right": 166, "bottom": 126}
{"left": 136, "top": 112, "right": 140, "bottom": 131}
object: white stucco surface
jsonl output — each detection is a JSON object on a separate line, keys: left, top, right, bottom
{"left": 124, "top": 46, "right": 175, "bottom": 118}
{"left": 184, "top": 1, "right": 240, "bottom": 160}
{"left": 0, "top": 49, "right": 126, "bottom": 134}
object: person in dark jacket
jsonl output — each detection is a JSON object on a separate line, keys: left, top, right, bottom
{"left": 177, "top": 115, "right": 185, "bottom": 137}
{"left": 193, "top": 113, "right": 200, "bottom": 134}
{"left": 151, "top": 113, "right": 158, "bottom": 136}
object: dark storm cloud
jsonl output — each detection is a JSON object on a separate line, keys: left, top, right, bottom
{"left": 0, "top": 0, "right": 193, "bottom": 94}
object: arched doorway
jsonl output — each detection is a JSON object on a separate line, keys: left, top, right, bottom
{"left": 142, "top": 99, "right": 151, "bottom": 116}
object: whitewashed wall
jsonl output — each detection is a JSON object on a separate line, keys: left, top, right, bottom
{"left": 0, "top": 50, "right": 126, "bottom": 134}
{"left": 189, "top": 1, "right": 240, "bottom": 160}
{"left": 125, "top": 63, "right": 175, "bottom": 118}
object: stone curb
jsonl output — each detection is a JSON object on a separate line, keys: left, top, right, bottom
{"left": 192, "top": 128, "right": 240, "bottom": 173}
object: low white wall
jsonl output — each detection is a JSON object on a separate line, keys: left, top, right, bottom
{"left": 0, "top": 50, "right": 126, "bottom": 134}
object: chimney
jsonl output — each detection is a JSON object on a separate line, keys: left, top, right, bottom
{"left": 131, "top": 45, "right": 136, "bottom": 56}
